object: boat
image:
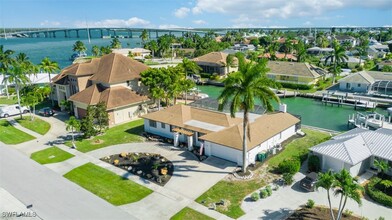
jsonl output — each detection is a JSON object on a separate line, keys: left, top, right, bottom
{"left": 69, "top": 52, "right": 87, "bottom": 61}
{"left": 102, "top": 35, "right": 111, "bottom": 39}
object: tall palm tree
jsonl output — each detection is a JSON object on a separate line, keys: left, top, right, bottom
{"left": 218, "top": 56, "right": 279, "bottom": 173}
{"left": 39, "top": 57, "right": 60, "bottom": 106}
{"left": 316, "top": 170, "right": 336, "bottom": 220}
{"left": 140, "top": 29, "right": 149, "bottom": 45}
{"left": 72, "top": 40, "right": 87, "bottom": 56}
{"left": 295, "top": 41, "right": 307, "bottom": 63}
{"left": 0, "top": 45, "right": 15, "bottom": 98}
{"left": 225, "top": 54, "right": 236, "bottom": 74}
{"left": 65, "top": 116, "right": 81, "bottom": 148}
{"left": 110, "top": 38, "right": 122, "bottom": 49}
{"left": 91, "top": 45, "right": 100, "bottom": 57}
{"left": 179, "top": 58, "right": 202, "bottom": 77}
{"left": 2, "top": 62, "right": 31, "bottom": 119}
{"left": 325, "top": 41, "right": 348, "bottom": 84}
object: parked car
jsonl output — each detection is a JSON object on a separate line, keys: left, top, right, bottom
{"left": 38, "top": 107, "right": 55, "bottom": 116}
{"left": 300, "top": 172, "right": 318, "bottom": 192}
{"left": 0, "top": 105, "right": 30, "bottom": 118}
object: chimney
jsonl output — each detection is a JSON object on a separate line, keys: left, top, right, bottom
{"left": 279, "top": 103, "right": 287, "bottom": 113}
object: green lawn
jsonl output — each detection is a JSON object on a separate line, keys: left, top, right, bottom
{"left": 267, "top": 128, "right": 331, "bottom": 168}
{"left": 0, "top": 120, "right": 36, "bottom": 144}
{"left": 196, "top": 178, "right": 265, "bottom": 219}
{"left": 30, "top": 146, "right": 74, "bottom": 164}
{"left": 64, "top": 163, "right": 152, "bottom": 205}
{"left": 170, "top": 207, "right": 215, "bottom": 220}
{"left": 0, "top": 97, "right": 17, "bottom": 105}
{"left": 16, "top": 116, "right": 51, "bottom": 135}
{"left": 68, "top": 119, "right": 144, "bottom": 152}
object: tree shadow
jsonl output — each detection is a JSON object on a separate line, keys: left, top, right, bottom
{"left": 262, "top": 208, "right": 293, "bottom": 220}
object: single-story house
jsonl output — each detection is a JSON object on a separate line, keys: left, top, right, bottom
{"left": 266, "top": 61, "right": 326, "bottom": 85}
{"left": 259, "top": 53, "right": 297, "bottom": 61}
{"left": 320, "top": 56, "right": 364, "bottom": 69}
{"left": 310, "top": 128, "right": 392, "bottom": 177}
{"left": 334, "top": 35, "right": 357, "bottom": 48}
{"left": 112, "top": 48, "right": 151, "bottom": 59}
{"left": 377, "top": 60, "right": 392, "bottom": 71}
{"left": 192, "top": 52, "right": 238, "bottom": 75}
{"left": 307, "top": 47, "right": 334, "bottom": 56}
{"left": 142, "top": 104, "right": 300, "bottom": 166}
{"left": 338, "top": 70, "right": 392, "bottom": 94}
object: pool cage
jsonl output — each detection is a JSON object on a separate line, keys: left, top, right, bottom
{"left": 370, "top": 80, "right": 392, "bottom": 95}
{"left": 188, "top": 98, "right": 266, "bottom": 115}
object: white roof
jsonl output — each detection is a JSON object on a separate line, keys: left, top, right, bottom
{"left": 0, "top": 73, "right": 53, "bottom": 86}
{"left": 311, "top": 128, "right": 392, "bottom": 164}
{"left": 184, "top": 120, "right": 226, "bottom": 132}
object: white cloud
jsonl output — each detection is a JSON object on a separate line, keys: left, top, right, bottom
{"left": 174, "top": 7, "right": 190, "bottom": 18}
{"left": 191, "top": 0, "right": 391, "bottom": 26}
{"left": 158, "top": 24, "right": 183, "bottom": 29}
{"left": 303, "top": 21, "right": 312, "bottom": 26}
{"left": 40, "top": 20, "right": 61, "bottom": 27}
{"left": 193, "top": 20, "right": 207, "bottom": 25}
{"left": 75, "top": 17, "right": 150, "bottom": 28}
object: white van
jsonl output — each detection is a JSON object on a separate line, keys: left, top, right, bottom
{"left": 0, "top": 105, "right": 30, "bottom": 118}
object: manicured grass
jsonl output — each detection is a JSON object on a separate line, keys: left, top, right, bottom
{"left": 64, "top": 163, "right": 152, "bottom": 205}
{"left": 30, "top": 146, "right": 74, "bottom": 164}
{"left": 16, "top": 116, "right": 51, "bottom": 135}
{"left": 0, "top": 120, "right": 36, "bottom": 144}
{"left": 68, "top": 119, "right": 144, "bottom": 152}
{"left": 0, "top": 97, "right": 17, "bottom": 105}
{"left": 196, "top": 178, "right": 265, "bottom": 219}
{"left": 170, "top": 207, "right": 215, "bottom": 220}
{"left": 267, "top": 128, "right": 331, "bottom": 168}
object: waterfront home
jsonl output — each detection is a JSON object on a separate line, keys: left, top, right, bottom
{"left": 321, "top": 56, "right": 364, "bottom": 69}
{"left": 368, "top": 45, "right": 389, "bottom": 59}
{"left": 338, "top": 70, "right": 392, "bottom": 94}
{"left": 266, "top": 61, "right": 326, "bottom": 85}
{"left": 142, "top": 104, "right": 300, "bottom": 166}
{"left": 259, "top": 53, "right": 297, "bottom": 61}
{"left": 310, "top": 128, "right": 392, "bottom": 176}
{"left": 52, "top": 53, "right": 150, "bottom": 125}
{"left": 192, "top": 52, "right": 238, "bottom": 76}
{"left": 112, "top": 48, "right": 151, "bottom": 59}
{"left": 333, "top": 35, "right": 357, "bottom": 47}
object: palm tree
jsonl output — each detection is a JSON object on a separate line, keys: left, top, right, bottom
{"left": 316, "top": 170, "right": 336, "bottom": 220}
{"left": 72, "top": 40, "right": 87, "bottom": 56}
{"left": 110, "top": 38, "right": 122, "bottom": 49}
{"left": 179, "top": 58, "right": 201, "bottom": 77}
{"left": 325, "top": 41, "right": 348, "bottom": 84}
{"left": 0, "top": 45, "right": 15, "bottom": 98}
{"left": 2, "top": 62, "right": 31, "bottom": 119}
{"left": 39, "top": 57, "right": 60, "bottom": 106}
{"left": 65, "top": 116, "right": 81, "bottom": 148}
{"left": 225, "top": 54, "right": 236, "bottom": 74}
{"left": 373, "top": 159, "right": 390, "bottom": 178}
{"left": 295, "top": 41, "right": 307, "bottom": 63}
{"left": 218, "top": 56, "right": 279, "bottom": 173}
{"left": 91, "top": 45, "right": 100, "bottom": 57}
{"left": 140, "top": 29, "right": 149, "bottom": 45}
{"left": 333, "top": 169, "right": 363, "bottom": 220}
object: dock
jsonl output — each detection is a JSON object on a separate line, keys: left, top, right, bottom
{"left": 321, "top": 93, "right": 377, "bottom": 109}
{"left": 348, "top": 112, "right": 392, "bottom": 130}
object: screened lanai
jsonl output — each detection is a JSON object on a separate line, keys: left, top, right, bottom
{"left": 370, "top": 80, "right": 392, "bottom": 95}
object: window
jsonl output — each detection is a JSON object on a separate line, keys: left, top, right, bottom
{"left": 161, "top": 123, "right": 166, "bottom": 129}
{"left": 357, "top": 84, "right": 361, "bottom": 87}
{"left": 149, "top": 120, "right": 157, "bottom": 128}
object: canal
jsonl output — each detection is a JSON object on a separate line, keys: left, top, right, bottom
{"left": 197, "top": 85, "right": 388, "bottom": 132}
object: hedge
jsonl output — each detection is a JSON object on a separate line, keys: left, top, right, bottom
{"left": 366, "top": 177, "right": 392, "bottom": 207}
{"left": 278, "top": 158, "right": 301, "bottom": 174}
{"left": 279, "top": 82, "right": 314, "bottom": 90}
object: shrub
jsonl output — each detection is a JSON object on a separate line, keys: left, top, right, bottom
{"left": 283, "top": 173, "right": 294, "bottom": 185}
{"left": 366, "top": 177, "right": 392, "bottom": 207}
{"left": 308, "top": 155, "right": 321, "bottom": 172}
{"left": 343, "top": 209, "right": 353, "bottom": 217}
{"left": 265, "top": 185, "right": 272, "bottom": 196}
{"left": 260, "top": 189, "right": 268, "bottom": 198}
{"left": 306, "top": 199, "right": 315, "bottom": 208}
{"left": 279, "top": 82, "right": 314, "bottom": 90}
{"left": 278, "top": 158, "right": 301, "bottom": 174}
{"left": 251, "top": 192, "right": 260, "bottom": 201}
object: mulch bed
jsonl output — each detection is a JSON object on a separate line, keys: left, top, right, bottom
{"left": 100, "top": 152, "right": 174, "bottom": 186}
{"left": 287, "top": 206, "right": 362, "bottom": 220}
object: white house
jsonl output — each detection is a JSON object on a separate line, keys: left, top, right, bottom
{"left": 142, "top": 104, "right": 300, "bottom": 166}
{"left": 338, "top": 70, "right": 392, "bottom": 94}
{"left": 310, "top": 128, "right": 392, "bottom": 177}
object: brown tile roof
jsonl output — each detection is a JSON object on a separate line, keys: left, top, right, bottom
{"left": 275, "top": 38, "right": 299, "bottom": 44}
{"left": 89, "top": 53, "right": 149, "bottom": 84}
{"left": 69, "top": 84, "right": 148, "bottom": 110}
{"left": 199, "top": 112, "right": 300, "bottom": 151}
{"left": 267, "top": 61, "right": 325, "bottom": 78}
{"left": 141, "top": 105, "right": 242, "bottom": 134}
{"left": 62, "top": 58, "right": 101, "bottom": 77}
{"left": 192, "top": 52, "right": 238, "bottom": 66}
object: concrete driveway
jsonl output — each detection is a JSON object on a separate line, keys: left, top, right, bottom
{"left": 239, "top": 171, "right": 392, "bottom": 220}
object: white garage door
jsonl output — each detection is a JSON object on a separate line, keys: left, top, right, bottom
{"left": 323, "top": 155, "right": 344, "bottom": 173}
{"left": 210, "top": 143, "right": 241, "bottom": 165}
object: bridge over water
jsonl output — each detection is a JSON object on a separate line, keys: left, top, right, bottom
{"left": 1, "top": 27, "right": 388, "bottom": 39}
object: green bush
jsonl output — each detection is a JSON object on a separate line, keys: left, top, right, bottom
{"left": 279, "top": 82, "right": 314, "bottom": 90}
{"left": 251, "top": 192, "right": 259, "bottom": 201}
{"left": 283, "top": 173, "right": 294, "bottom": 185}
{"left": 260, "top": 189, "right": 268, "bottom": 198}
{"left": 308, "top": 155, "right": 321, "bottom": 172}
{"left": 278, "top": 158, "right": 301, "bottom": 174}
{"left": 366, "top": 177, "right": 392, "bottom": 207}
{"left": 265, "top": 185, "right": 272, "bottom": 196}
{"left": 306, "top": 199, "right": 315, "bottom": 208}
{"left": 343, "top": 209, "right": 353, "bottom": 217}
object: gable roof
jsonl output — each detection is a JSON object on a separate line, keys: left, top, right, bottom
{"left": 192, "top": 52, "right": 238, "bottom": 66}
{"left": 311, "top": 128, "right": 392, "bottom": 164}
{"left": 199, "top": 112, "right": 300, "bottom": 151}
{"left": 267, "top": 61, "right": 325, "bottom": 78}
{"left": 68, "top": 84, "right": 148, "bottom": 110}
{"left": 89, "top": 53, "right": 149, "bottom": 84}
{"left": 61, "top": 58, "right": 101, "bottom": 77}
{"left": 338, "top": 71, "right": 375, "bottom": 84}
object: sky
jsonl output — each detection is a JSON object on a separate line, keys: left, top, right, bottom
{"left": 1, "top": 0, "right": 392, "bottom": 29}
